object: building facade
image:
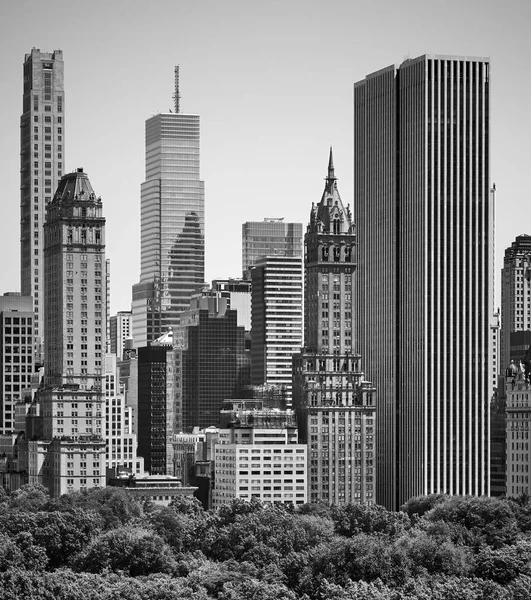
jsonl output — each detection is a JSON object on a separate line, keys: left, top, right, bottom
{"left": 500, "top": 235, "right": 531, "bottom": 372}
{"left": 251, "top": 256, "right": 303, "bottom": 403}
{"left": 137, "top": 332, "right": 175, "bottom": 475}
{"left": 0, "top": 294, "right": 34, "bottom": 433}
{"left": 20, "top": 49, "right": 65, "bottom": 365}
{"left": 104, "top": 353, "right": 143, "bottom": 474}
{"left": 242, "top": 219, "right": 303, "bottom": 279}
{"left": 176, "top": 303, "right": 250, "bottom": 432}
{"left": 505, "top": 351, "right": 531, "bottom": 498}
{"left": 211, "top": 279, "right": 252, "bottom": 331}
{"left": 213, "top": 401, "right": 307, "bottom": 507}
{"left": 30, "top": 168, "right": 107, "bottom": 497}
{"left": 353, "top": 55, "right": 493, "bottom": 509}
{"left": 110, "top": 311, "right": 132, "bottom": 360}
{"left": 292, "top": 151, "right": 377, "bottom": 506}
{"left": 132, "top": 68, "right": 205, "bottom": 347}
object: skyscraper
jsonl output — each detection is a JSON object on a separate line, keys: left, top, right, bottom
{"left": 37, "top": 168, "right": 106, "bottom": 496}
{"left": 505, "top": 350, "right": 531, "bottom": 498}
{"left": 132, "top": 67, "right": 205, "bottom": 348}
{"left": 110, "top": 310, "right": 132, "bottom": 359}
{"left": 176, "top": 301, "right": 250, "bottom": 432}
{"left": 242, "top": 219, "right": 303, "bottom": 279}
{"left": 493, "top": 235, "right": 531, "bottom": 496}
{"left": 292, "top": 151, "right": 377, "bottom": 506}
{"left": 500, "top": 235, "right": 531, "bottom": 371}
{"left": 354, "top": 55, "right": 493, "bottom": 509}
{"left": 0, "top": 294, "right": 34, "bottom": 433}
{"left": 251, "top": 255, "right": 303, "bottom": 402}
{"left": 20, "top": 49, "right": 65, "bottom": 365}
{"left": 137, "top": 331, "right": 175, "bottom": 475}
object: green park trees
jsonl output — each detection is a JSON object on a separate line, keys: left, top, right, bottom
{"left": 1, "top": 486, "right": 531, "bottom": 598}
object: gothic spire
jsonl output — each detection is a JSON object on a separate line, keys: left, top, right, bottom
{"left": 327, "top": 146, "right": 335, "bottom": 181}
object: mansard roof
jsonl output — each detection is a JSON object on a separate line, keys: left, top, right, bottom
{"left": 51, "top": 168, "right": 101, "bottom": 206}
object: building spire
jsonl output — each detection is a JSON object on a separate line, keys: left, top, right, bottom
{"left": 327, "top": 146, "right": 336, "bottom": 181}
{"left": 173, "top": 65, "right": 181, "bottom": 114}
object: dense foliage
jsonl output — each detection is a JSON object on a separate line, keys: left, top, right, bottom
{"left": 2, "top": 484, "right": 531, "bottom": 598}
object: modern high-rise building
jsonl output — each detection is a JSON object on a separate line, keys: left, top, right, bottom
{"left": 20, "top": 49, "right": 65, "bottom": 365}
{"left": 132, "top": 67, "right": 205, "bottom": 348}
{"left": 137, "top": 330, "right": 175, "bottom": 476}
{"left": 292, "top": 151, "right": 377, "bottom": 506}
{"left": 354, "top": 55, "right": 493, "bottom": 509}
{"left": 110, "top": 311, "right": 132, "bottom": 359}
{"left": 30, "top": 168, "right": 107, "bottom": 497}
{"left": 0, "top": 294, "right": 34, "bottom": 433}
{"left": 175, "top": 301, "right": 250, "bottom": 432}
{"left": 251, "top": 255, "right": 303, "bottom": 403}
{"left": 242, "top": 219, "right": 303, "bottom": 279}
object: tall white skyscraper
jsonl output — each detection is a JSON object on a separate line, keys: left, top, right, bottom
{"left": 20, "top": 49, "right": 65, "bottom": 365}
{"left": 251, "top": 255, "right": 303, "bottom": 403}
{"left": 132, "top": 67, "right": 205, "bottom": 347}
{"left": 354, "top": 55, "right": 493, "bottom": 509}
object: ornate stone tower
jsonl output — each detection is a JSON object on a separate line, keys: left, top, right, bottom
{"left": 37, "top": 168, "right": 106, "bottom": 496}
{"left": 292, "top": 150, "right": 376, "bottom": 505}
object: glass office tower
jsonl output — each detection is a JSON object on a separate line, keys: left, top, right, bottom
{"left": 242, "top": 219, "right": 302, "bottom": 279}
{"left": 132, "top": 77, "right": 205, "bottom": 347}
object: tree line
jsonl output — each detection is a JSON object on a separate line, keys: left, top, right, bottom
{"left": 1, "top": 484, "right": 531, "bottom": 598}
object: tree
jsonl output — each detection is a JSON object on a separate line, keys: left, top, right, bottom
{"left": 401, "top": 494, "right": 448, "bottom": 518}
{"left": 395, "top": 529, "right": 473, "bottom": 578}
{"left": 0, "top": 569, "right": 210, "bottom": 600}
{"left": 423, "top": 496, "right": 518, "bottom": 548}
{"left": 7, "top": 484, "right": 49, "bottom": 512}
{"left": 330, "top": 503, "right": 411, "bottom": 537}
{"left": 474, "top": 541, "right": 531, "bottom": 584}
{"left": 72, "top": 526, "right": 177, "bottom": 576}
{"left": 219, "top": 578, "right": 298, "bottom": 600}
{"left": 168, "top": 494, "right": 204, "bottom": 516}
{"left": 0, "top": 535, "right": 25, "bottom": 573}
{"left": 45, "top": 486, "right": 143, "bottom": 530}
{"left": 0, "top": 509, "right": 102, "bottom": 568}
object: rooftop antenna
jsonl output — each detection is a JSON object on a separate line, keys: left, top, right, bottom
{"left": 173, "top": 65, "right": 181, "bottom": 114}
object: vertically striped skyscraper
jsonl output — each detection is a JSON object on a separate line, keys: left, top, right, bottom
{"left": 354, "top": 55, "right": 493, "bottom": 509}
{"left": 20, "top": 49, "right": 65, "bottom": 365}
{"left": 132, "top": 67, "right": 205, "bottom": 347}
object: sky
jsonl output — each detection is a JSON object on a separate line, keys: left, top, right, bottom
{"left": 0, "top": 0, "right": 530, "bottom": 314}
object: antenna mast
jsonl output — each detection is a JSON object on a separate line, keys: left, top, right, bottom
{"left": 173, "top": 65, "right": 181, "bottom": 114}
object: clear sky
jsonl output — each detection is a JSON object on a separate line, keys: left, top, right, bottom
{"left": 0, "top": 0, "right": 529, "bottom": 314}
